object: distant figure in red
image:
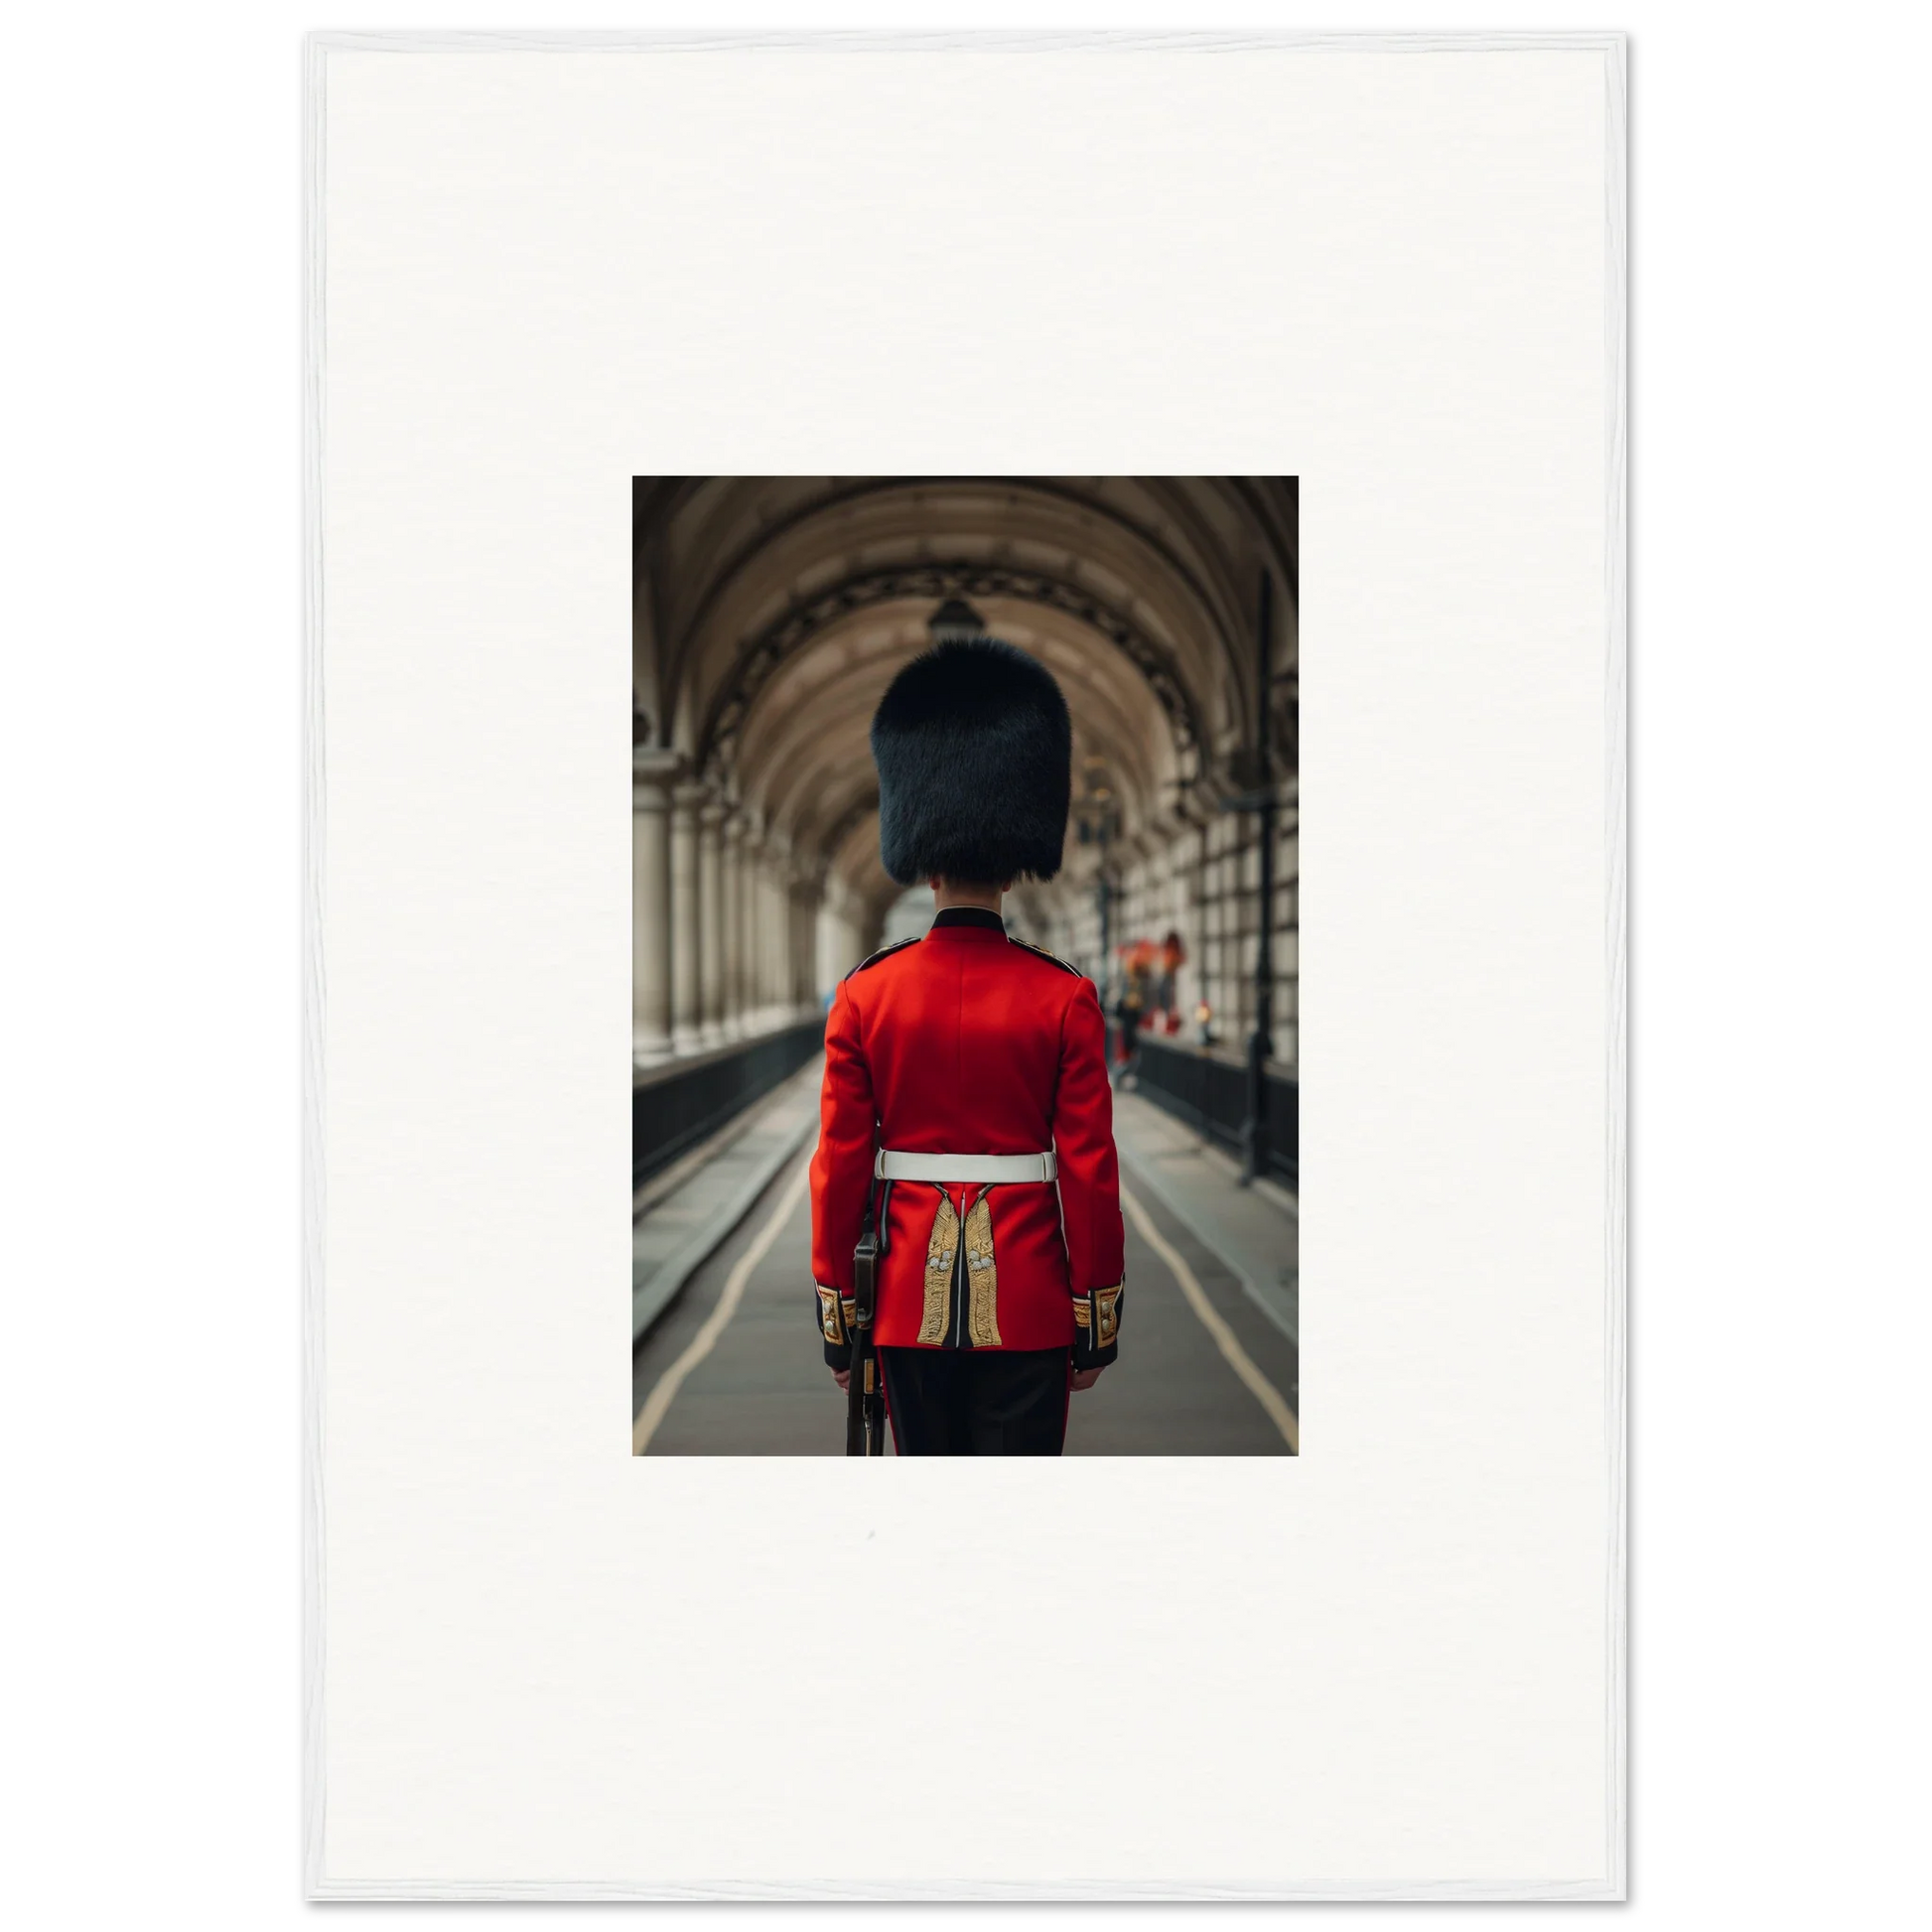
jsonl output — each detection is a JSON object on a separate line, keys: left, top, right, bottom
{"left": 1114, "top": 939, "right": 1157, "bottom": 1075}
{"left": 1154, "top": 928, "right": 1186, "bottom": 1034}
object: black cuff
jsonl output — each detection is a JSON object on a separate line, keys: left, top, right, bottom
{"left": 816, "top": 1285, "right": 856, "bottom": 1371}
{"left": 1071, "top": 1284, "right": 1123, "bottom": 1370}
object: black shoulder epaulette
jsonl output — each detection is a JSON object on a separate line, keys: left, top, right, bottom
{"left": 843, "top": 937, "right": 918, "bottom": 980}
{"left": 1008, "top": 937, "right": 1080, "bottom": 975}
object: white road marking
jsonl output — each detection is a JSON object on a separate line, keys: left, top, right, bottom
{"left": 632, "top": 1154, "right": 815, "bottom": 1455}
{"left": 1120, "top": 1183, "right": 1300, "bottom": 1453}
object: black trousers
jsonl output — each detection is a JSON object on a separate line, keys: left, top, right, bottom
{"left": 879, "top": 1346, "right": 1071, "bottom": 1456}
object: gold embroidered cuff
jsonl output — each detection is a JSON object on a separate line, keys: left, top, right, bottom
{"left": 1093, "top": 1283, "right": 1122, "bottom": 1348}
{"left": 816, "top": 1284, "right": 853, "bottom": 1346}
{"left": 1073, "top": 1283, "right": 1124, "bottom": 1362}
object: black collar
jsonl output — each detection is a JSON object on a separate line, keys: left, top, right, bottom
{"left": 929, "top": 906, "right": 1007, "bottom": 932}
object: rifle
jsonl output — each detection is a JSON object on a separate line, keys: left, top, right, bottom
{"left": 845, "top": 1191, "right": 886, "bottom": 1455}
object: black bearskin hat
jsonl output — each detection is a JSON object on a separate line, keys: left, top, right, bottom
{"left": 871, "top": 636, "right": 1071, "bottom": 886}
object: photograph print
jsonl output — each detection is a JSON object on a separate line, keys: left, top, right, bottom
{"left": 630, "top": 479, "right": 1298, "bottom": 1456}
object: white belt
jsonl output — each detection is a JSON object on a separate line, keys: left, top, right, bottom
{"left": 875, "top": 1150, "right": 1057, "bottom": 1183}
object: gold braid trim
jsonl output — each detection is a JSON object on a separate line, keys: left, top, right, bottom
{"left": 918, "top": 1192, "right": 958, "bottom": 1345}
{"left": 964, "top": 1194, "right": 1003, "bottom": 1348}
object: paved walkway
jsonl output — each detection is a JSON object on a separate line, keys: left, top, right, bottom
{"left": 1109, "top": 1087, "right": 1299, "bottom": 1345}
{"left": 631, "top": 1091, "right": 1300, "bottom": 1455}
{"left": 630, "top": 1058, "right": 824, "bottom": 1344}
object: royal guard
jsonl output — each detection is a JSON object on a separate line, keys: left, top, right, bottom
{"left": 810, "top": 627, "right": 1126, "bottom": 1454}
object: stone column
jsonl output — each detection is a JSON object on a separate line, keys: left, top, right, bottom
{"left": 817, "top": 877, "right": 859, "bottom": 993}
{"left": 746, "top": 848, "right": 768, "bottom": 1029}
{"left": 698, "top": 796, "right": 728, "bottom": 1046}
{"left": 746, "top": 830, "right": 769, "bottom": 1032}
{"left": 743, "top": 825, "right": 764, "bottom": 1030}
{"left": 790, "top": 871, "right": 814, "bottom": 1013}
{"left": 761, "top": 841, "right": 789, "bottom": 1022}
{"left": 752, "top": 832, "right": 775, "bottom": 1030}
{"left": 669, "top": 781, "right": 705, "bottom": 1054}
{"left": 783, "top": 879, "right": 799, "bottom": 1013}
{"left": 719, "top": 811, "right": 745, "bottom": 1039}
{"left": 745, "top": 821, "right": 766, "bottom": 1031}
{"left": 631, "top": 753, "right": 677, "bottom": 1062}
{"left": 814, "top": 889, "right": 837, "bottom": 1003}
{"left": 776, "top": 866, "right": 794, "bottom": 1014}
{"left": 726, "top": 819, "right": 746, "bottom": 1035}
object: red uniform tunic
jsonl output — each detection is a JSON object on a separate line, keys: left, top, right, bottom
{"left": 810, "top": 909, "right": 1126, "bottom": 1359}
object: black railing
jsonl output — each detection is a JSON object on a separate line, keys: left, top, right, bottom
{"left": 1128, "top": 1033, "right": 1299, "bottom": 1190}
{"left": 632, "top": 1016, "right": 825, "bottom": 1190}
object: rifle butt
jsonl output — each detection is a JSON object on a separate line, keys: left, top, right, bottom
{"left": 845, "top": 1347, "right": 867, "bottom": 1455}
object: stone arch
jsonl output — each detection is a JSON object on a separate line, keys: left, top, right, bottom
{"left": 693, "top": 559, "right": 1204, "bottom": 787}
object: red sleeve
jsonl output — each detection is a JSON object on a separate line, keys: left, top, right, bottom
{"left": 1053, "top": 977, "right": 1126, "bottom": 1301}
{"left": 810, "top": 979, "right": 876, "bottom": 1297}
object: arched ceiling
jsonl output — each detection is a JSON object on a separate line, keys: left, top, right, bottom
{"left": 634, "top": 478, "right": 1297, "bottom": 924}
